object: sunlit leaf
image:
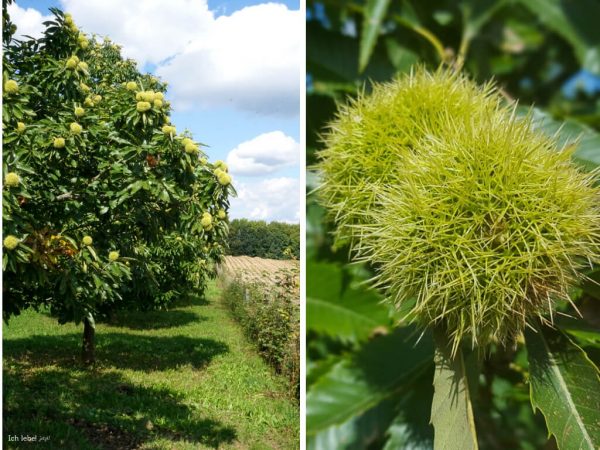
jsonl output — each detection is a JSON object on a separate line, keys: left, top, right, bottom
{"left": 517, "top": 106, "right": 600, "bottom": 170}
{"left": 526, "top": 324, "right": 600, "bottom": 450}
{"left": 430, "top": 331, "right": 478, "bottom": 450}
{"left": 307, "top": 261, "right": 391, "bottom": 341}
{"left": 359, "top": 0, "right": 392, "bottom": 73}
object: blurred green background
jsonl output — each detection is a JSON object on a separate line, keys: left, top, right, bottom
{"left": 306, "top": 1, "right": 600, "bottom": 449}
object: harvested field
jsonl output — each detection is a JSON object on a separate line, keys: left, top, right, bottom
{"left": 220, "top": 255, "right": 299, "bottom": 285}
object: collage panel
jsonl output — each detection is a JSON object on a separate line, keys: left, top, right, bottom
{"left": 2, "top": 0, "right": 600, "bottom": 449}
{"left": 2, "top": 0, "right": 300, "bottom": 449}
{"left": 306, "top": 1, "right": 600, "bottom": 450}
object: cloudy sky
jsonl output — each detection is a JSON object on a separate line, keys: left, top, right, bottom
{"left": 10, "top": 0, "right": 301, "bottom": 223}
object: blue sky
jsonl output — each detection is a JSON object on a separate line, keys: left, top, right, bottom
{"left": 208, "top": 0, "right": 299, "bottom": 15}
{"left": 11, "top": 0, "right": 301, "bottom": 222}
{"left": 17, "top": 0, "right": 300, "bottom": 15}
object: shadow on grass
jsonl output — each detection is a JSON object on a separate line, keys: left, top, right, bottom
{"left": 4, "top": 333, "right": 229, "bottom": 371}
{"left": 170, "top": 293, "right": 211, "bottom": 308}
{"left": 3, "top": 366, "right": 236, "bottom": 449}
{"left": 102, "top": 309, "right": 206, "bottom": 330}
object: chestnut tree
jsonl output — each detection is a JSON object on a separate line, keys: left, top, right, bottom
{"left": 2, "top": 5, "right": 233, "bottom": 364}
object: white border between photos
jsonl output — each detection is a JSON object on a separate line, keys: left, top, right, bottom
{"left": 299, "top": 0, "right": 307, "bottom": 447}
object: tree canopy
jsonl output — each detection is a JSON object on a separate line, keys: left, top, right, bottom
{"left": 228, "top": 219, "right": 299, "bottom": 260}
{"left": 3, "top": 5, "right": 233, "bottom": 362}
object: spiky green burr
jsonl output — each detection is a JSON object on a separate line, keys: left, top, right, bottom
{"left": 316, "top": 68, "right": 600, "bottom": 352}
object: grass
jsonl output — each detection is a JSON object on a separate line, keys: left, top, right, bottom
{"left": 3, "top": 280, "right": 299, "bottom": 449}
{"left": 221, "top": 277, "right": 299, "bottom": 399}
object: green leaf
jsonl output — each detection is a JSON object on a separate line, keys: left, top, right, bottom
{"left": 308, "top": 22, "right": 359, "bottom": 83}
{"left": 307, "top": 356, "right": 342, "bottom": 388}
{"left": 382, "top": 367, "right": 435, "bottom": 450}
{"left": 459, "top": 0, "right": 506, "bottom": 44}
{"left": 517, "top": 106, "right": 600, "bottom": 170}
{"left": 525, "top": 324, "right": 600, "bottom": 450}
{"left": 515, "top": 0, "right": 600, "bottom": 74}
{"left": 307, "top": 261, "right": 391, "bottom": 341}
{"left": 86, "top": 246, "right": 98, "bottom": 261}
{"left": 399, "top": 0, "right": 420, "bottom": 26}
{"left": 307, "top": 327, "right": 434, "bottom": 433}
{"left": 556, "top": 317, "right": 600, "bottom": 350}
{"left": 384, "top": 38, "right": 419, "bottom": 72}
{"left": 308, "top": 398, "right": 398, "bottom": 450}
{"left": 430, "top": 331, "right": 479, "bottom": 450}
{"left": 307, "top": 22, "right": 395, "bottom": 84}
{"left": 309, "top": 375, "right": 434, "bottom": 450}
{"left": 306, "top": 296, "right": 389, "bottom": 342}
{"left": 159, "top": 189, "right": 170, "bottom": 202}
{"left": 359, "top": 0, "right": 392, "bottom": 73}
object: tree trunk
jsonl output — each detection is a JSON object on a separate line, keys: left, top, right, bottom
{"left": 82, "top": 314, "right": 96, "bottom": 365}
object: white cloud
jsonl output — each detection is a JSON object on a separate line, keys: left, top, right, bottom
{"left": 227, "top": 131, "right": 299, "bottom": 176}
{"left": 61, "top": 0, "right": 213, "bottom": 66}
{"left": 58, "top": 0, "right": 300, "bottom": 116}
{"left": 230, "top": 177, "right": 300, "bottom": 223}
{"left": 156, "top": 3, "right": 300, "bottom": 115}
{"left": 8, "top": 3, "right": 53, "bottom": 40}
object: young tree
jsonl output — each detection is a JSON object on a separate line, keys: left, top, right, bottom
{"left": 2, "top": 5, "right": 233, "bottom": 363}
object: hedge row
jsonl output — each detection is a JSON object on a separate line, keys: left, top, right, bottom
{"left": 221, "top": 272, "right": 299, "bottom": 399}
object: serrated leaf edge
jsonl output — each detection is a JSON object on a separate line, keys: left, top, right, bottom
{"left": 528, "top": 327, "right": 599, "bottom": 449}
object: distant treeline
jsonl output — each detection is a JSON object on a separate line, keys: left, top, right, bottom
{"left": 227, "top": 219, "right": 299, "bottom": 260}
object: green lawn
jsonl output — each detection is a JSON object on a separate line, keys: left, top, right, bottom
{"left": 3, "top": 281, "right": 299, "bottom": 449}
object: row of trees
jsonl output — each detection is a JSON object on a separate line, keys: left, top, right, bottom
{"left": 2, "top": 4, "right": 233, "bottom": 363}
{"left": 227, "top": 219, "right": 299, "bottom": 260}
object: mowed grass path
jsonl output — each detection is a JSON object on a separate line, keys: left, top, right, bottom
{"left": 3, "top": 281, "right": 298, "bottom": 449}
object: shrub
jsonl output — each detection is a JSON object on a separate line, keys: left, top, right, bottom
{"left": 222, "top": 270, "right": 299, "bottom": 398}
